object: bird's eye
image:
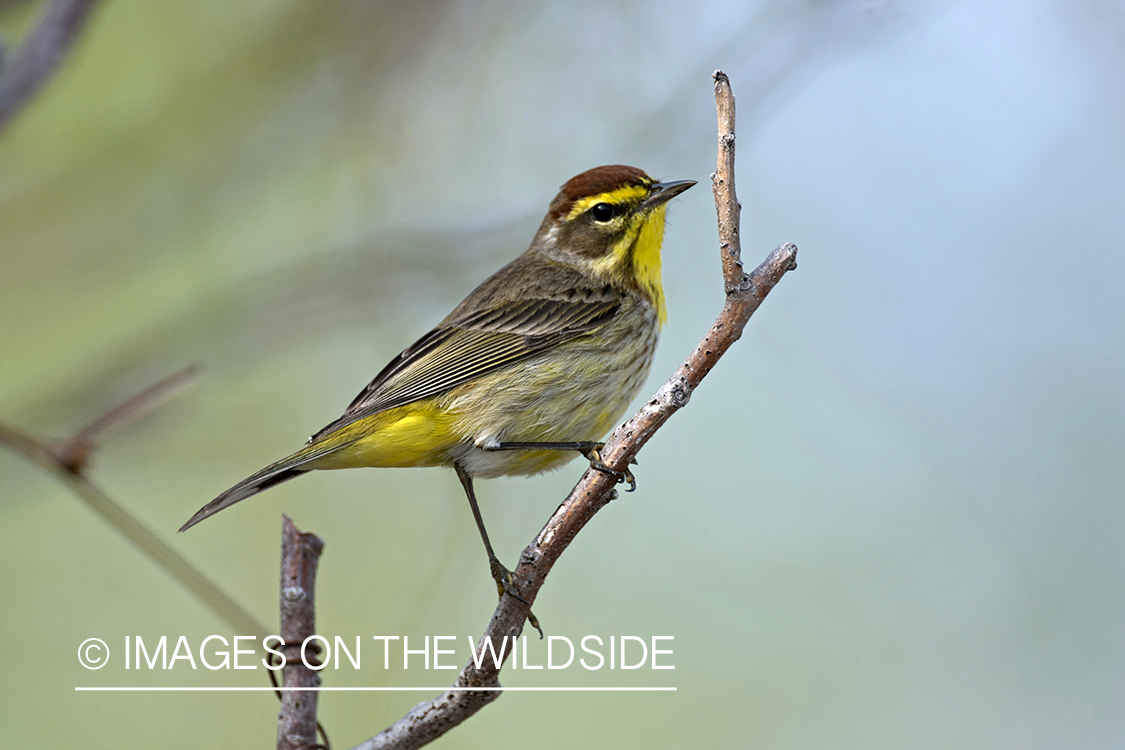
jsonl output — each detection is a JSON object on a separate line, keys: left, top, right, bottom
{"left": 590, "top": 203, "right": 616, "bottom": 222}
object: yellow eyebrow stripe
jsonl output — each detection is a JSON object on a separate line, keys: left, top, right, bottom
{"left": 565, "top": 185, "right": 650, "bottom": 220}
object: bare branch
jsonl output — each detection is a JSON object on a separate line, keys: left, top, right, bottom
{"left": 713, "top": 71, "right": 746, "bottom": 293}
{"left": 348, "top": 71, "right": 798, "bottom": 750}
{"left": 277, "top": 516, "right": 327, "bottom": 750}
{"left": 0, "top": 0, "right": 101, "bottom": 130}
{"left": 0, "top": 370, "right": 270, "bottom": 641}
{"left": 56, "top": 365, "right": 200, "bottom": 474}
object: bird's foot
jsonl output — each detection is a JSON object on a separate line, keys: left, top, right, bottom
{"left": 489, "top": 555, "right": 542, "bottom": 638}
{"left": 581, "top": 443, "right": 637, "bottom": 492}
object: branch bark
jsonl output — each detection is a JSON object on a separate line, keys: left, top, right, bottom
{"left": 347, "top": 71, "right": 798, "bottom": 750}
{"left": 0, "top": 0, "right": 100, "bottom": 130}
{"left": 277, "top": 515, "right": 327, "bottom": 750}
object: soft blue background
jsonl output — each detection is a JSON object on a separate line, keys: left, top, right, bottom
{"left": 2, "top": 0, "right": 1122, "bottom": 747}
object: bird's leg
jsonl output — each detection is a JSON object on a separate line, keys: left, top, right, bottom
{"left": 487, "top": 441, "right": 637, "bottom": 491}
{"left": 454, "top": 464, "right": 542, "bottom": 637}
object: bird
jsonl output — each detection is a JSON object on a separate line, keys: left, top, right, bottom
{"left": 179, "top": 164, "right": 694, "bottom": 620}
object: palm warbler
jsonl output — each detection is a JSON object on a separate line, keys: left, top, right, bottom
{"left": 180, "top": 165, "right": 694, "bottom": 608}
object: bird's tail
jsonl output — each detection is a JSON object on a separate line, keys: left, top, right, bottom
{"left": 178, "top": 438, "right": 352, "bottom": 532}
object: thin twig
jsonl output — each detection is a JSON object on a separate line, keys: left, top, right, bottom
{"left": 0, "top": 0, "right": 100, "bottom": 130}
{"left": 0, "top": 368, "right": 270, "bottom": 640}
{"left": 347, "top": 70, "right": 798, "bottom": 750}
{"left": 55, "top": 365, "right": 200, "bottom": 473}
{"left": 277, "top": 516, "right": 327, "bottom": 750}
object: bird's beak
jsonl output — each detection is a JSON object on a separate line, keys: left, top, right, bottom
{"left": 642, "top": 179, "right": 696, "bottom": 210}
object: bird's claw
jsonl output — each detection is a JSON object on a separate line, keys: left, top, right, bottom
{"left": 582, "top": 443, "right": 637, "bottom": 492}
{"left": 489, "top": 556, "right": 543, "bottom": 638}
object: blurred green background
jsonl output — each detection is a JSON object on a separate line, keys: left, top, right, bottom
{"left": 3, "top": 0, "right": 1123, "bottom": 747}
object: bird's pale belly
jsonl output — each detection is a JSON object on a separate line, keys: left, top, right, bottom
{"left": 446, "top": 305, "right": 659, "bottom": 478}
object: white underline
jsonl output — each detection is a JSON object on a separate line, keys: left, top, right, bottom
{"left": 75, "top": 686, "right": 676, "bottom": 692}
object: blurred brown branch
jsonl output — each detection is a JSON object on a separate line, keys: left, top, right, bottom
{"left": 0, "top": 366, "right": 271, "bottom": 640}
{"left": 0, "top": 0, "right": 100, "bottom": 130}
{"left": 346, "top": 71, "right": 798, "bottom": 750}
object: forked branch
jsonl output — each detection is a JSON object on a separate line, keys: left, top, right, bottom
{"left": 347, "top": 71, "right": 798, "bottom": 750}
{"left": 0, "top": 367, "right": 270, "bottom": 640}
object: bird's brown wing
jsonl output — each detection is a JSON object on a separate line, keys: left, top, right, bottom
{"left": 308, "top": 256, "right": 620, "bottom": 442}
